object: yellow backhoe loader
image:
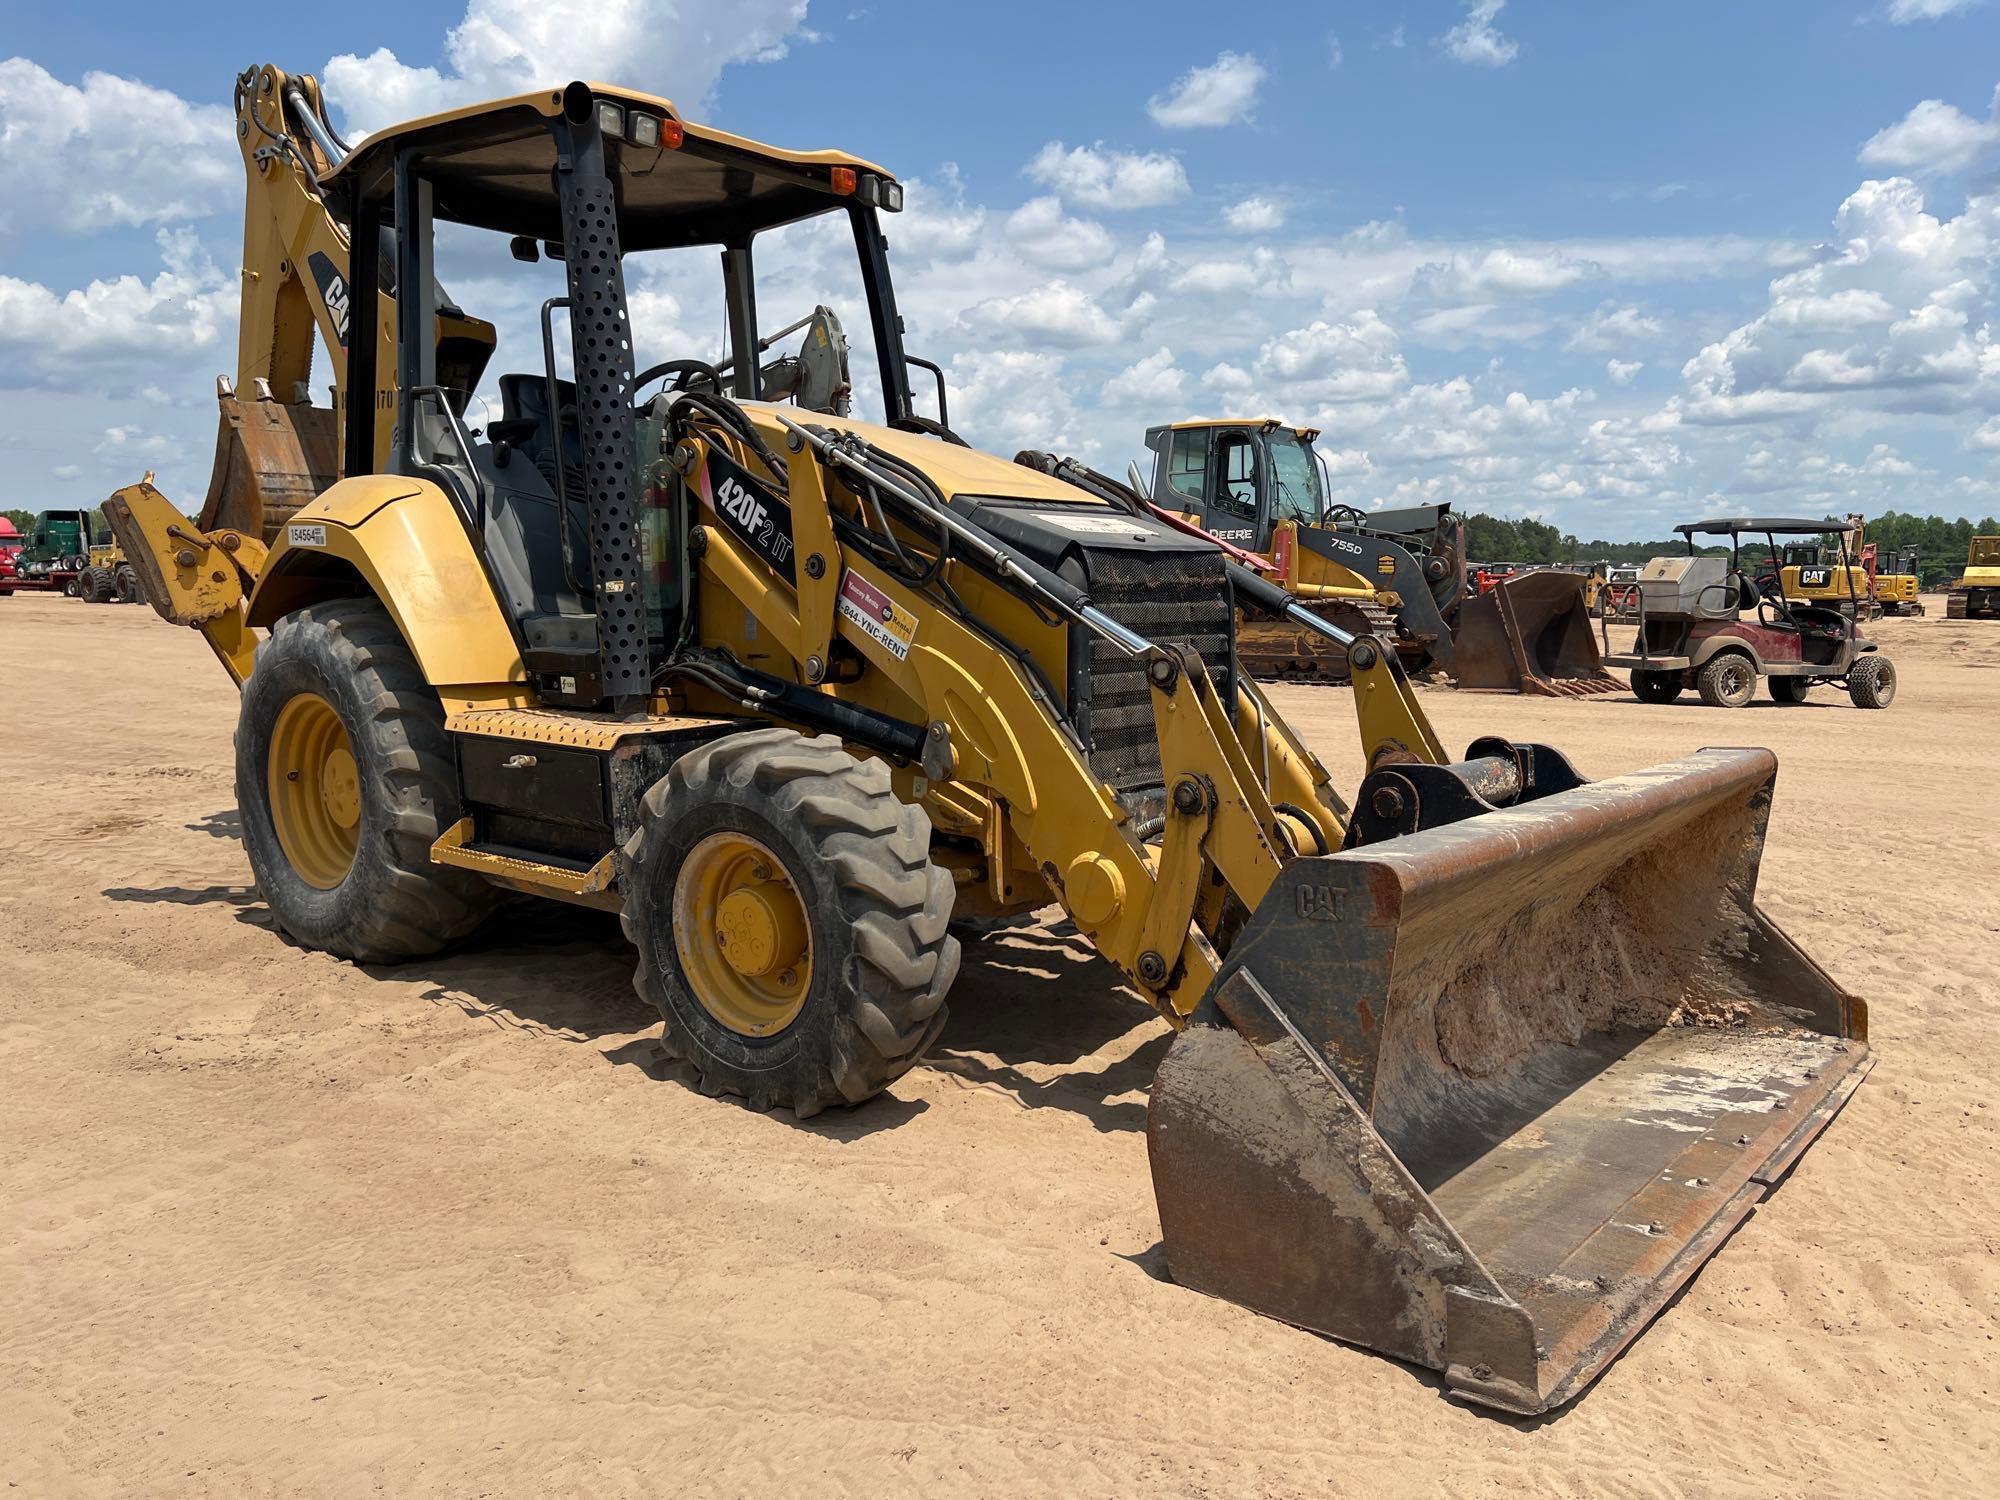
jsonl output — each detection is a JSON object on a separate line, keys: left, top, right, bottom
{"left": 107, "top": 65, "right": 1871, "bottom": 1415}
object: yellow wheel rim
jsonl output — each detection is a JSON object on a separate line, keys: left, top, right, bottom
{"left": 671, "top": 831, "right": 813, "bottom": 1038}
{"left": 268, "top": 692, "right": 361, "bottom": 890}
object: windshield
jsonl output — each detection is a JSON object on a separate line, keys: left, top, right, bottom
{"left": 1267, "top": 431, "right": 1324, "bottom": 524}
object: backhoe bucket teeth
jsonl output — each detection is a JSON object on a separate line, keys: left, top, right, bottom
{"left": 1454, "top": 571, "right": 1622, "bottom": 696}
{"left": 1147, "top": 748, "right": 1869, "bottom": 1415}
{"left": 200, "top": 391, "right": 339, "bottom": 545}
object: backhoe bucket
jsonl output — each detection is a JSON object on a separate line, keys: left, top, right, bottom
{"left": 1454, "top": 571, "right": 1621, "bottom": 696}
{"left": 199, "top": 390, "right": 338, "bottom": 545}
{"left": 1148, "top": 748, "right": 1869, "bottom": 1415}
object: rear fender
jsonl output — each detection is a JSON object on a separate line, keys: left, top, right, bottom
{"left": 1687, "top": 628, "right": 1765, "bottom": 671}
{"left": 247, "top": 475, "right": 528, "bottom": 701}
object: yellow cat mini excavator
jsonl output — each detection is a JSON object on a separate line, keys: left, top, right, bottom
{"left": 108, "top": 65, "right": 1871, "bottom": 1415}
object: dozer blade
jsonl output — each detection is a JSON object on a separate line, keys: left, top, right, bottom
{"left": 1454, "top": 571, "right": 1623, "bottom": 696}
{"left": 199, "top": 390, "right": 339, "bottom": 545}
{"left": 1147, "top": 747, "right": 1869, "bottom": 1415}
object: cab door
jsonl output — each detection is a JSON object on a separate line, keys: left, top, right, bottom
{"left": 1203, "top": 427, "right": 1262, "bottom": 547}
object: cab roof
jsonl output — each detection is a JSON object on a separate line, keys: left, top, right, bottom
{"left": 325, "top": 81, "right": 897, "bottom": 251}
{"left": 1674, "top": 517, "right": 1857, "bottom": 537}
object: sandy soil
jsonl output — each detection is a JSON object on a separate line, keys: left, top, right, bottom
{"left": 2, "top": 591, "right": 1995, "bottom": 1497}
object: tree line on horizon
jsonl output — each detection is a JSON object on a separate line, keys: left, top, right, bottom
{"left": 1463, "top": 508, "right": 1999, "bottom": 583}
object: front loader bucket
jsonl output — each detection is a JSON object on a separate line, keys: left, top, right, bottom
{"left": 199, "top": 390, "right": 338, "bottom": 544}
{"left": 1147, "top": 748, "right": 1869, "bottom": 1415}
{"left": 1454, "top": 571, "right": 1622, "bottom": 696}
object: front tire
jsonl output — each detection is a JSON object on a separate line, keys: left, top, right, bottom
{"left": 1847, "top": 655, "right": 1897, "bottom": 709}
{"left": 621, "top": 727, "right": 957, "bottom": 1117}
{"left": 114, "top": 564, "right": 141, "bottom": 603}
{"left": 1696, "top": 651, "right": 1757, "bottom": 708}
{"left": 1631, "top": 669, "right": 1683, "bottom": 704}
{"left": 87, "top": 567, "right": 117, "bottom": 604}
{"left": 236, "top": 598, "right": 499, "bottom": 962}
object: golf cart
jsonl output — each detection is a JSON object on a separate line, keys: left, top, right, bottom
{"left": 1602, "top": 517, "right": 1896, "bottom": 709}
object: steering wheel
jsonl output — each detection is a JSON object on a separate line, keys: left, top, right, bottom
{"left": 626, "top": 358, "right": 723, "bottom": 407}
{"left": 1326, "top": 504, "right": 1370, "bottom": 529}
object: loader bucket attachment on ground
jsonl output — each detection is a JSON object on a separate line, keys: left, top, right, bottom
{"left": 1148, "top": 748, "right": 1869, "bottom": 1415}
{"left": 1454, "top": 571, "right": 1622, "bottom": 696}
{"left": 199, "top": 391, "right": 338, "bottom": 544}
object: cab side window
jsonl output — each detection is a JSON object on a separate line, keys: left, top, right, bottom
{"left": 1167, "top": 428, "right": 1209, "bottom": 505}
{"left": 1213, "top": 431, "right": 1257, "bottom": 519}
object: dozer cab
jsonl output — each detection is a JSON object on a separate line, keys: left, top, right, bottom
{"left": 1605, "top": 518, "right": 1897, "bottom": 709}
{"left": 1136, "top": 419, "right": 1464, "bottom": 681}
{"left": 107, "top": 65, "right": 1872, "bottom": 1414}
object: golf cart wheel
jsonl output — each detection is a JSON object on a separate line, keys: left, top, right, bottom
{"left": 1696, "top": 651, "right": 1757, "bottom": 709}
{"left": 1631, "top": 669, "right": 1682, "bottom": 704}
{"left": 621, "top": 727, "right": 958, "bottom": 1118}
{"left": 1847, "top": 655, "right": 1896, "bottom": 709}
{"left": 1768, "top": 676, "right": 1811, "bottom": 705}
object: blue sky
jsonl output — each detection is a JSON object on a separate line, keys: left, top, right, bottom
{"left": 4, "top": 0, "right": 2000, "bottom": 538}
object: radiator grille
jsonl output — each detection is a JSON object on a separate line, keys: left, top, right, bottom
{"left": 1078, "top": 549, "right": 1235, "bottom": 794}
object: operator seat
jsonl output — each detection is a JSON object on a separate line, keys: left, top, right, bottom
{"left": 465, "top": 374, "right": 599, "bottom": 669}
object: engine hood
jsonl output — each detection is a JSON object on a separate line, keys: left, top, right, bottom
{"left": 735, "top": 402, "right": 1098, "bottom": 508}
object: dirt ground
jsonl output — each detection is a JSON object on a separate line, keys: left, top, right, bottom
{"left": 2, "top": 590, "right": 1995, "bottom": 1497}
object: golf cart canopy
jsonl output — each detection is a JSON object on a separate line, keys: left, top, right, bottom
{"left": 1673, "top": 517, "right": 1858, "bottom": 537}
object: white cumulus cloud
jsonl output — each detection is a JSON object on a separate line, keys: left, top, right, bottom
{"left": 323, "top": 0, "right": 814, "bottom": 137}
{"left": 1859, "top": 89, "right": 2000, "bottom": 174}
{"left": 1223, "top": 195, "right": 1286, "bottom": 232}
{"left": 0, "top": 60, "right": 236, "bottom": 233}
{"left": 1146, "top": 51, "right": 1266, "bottom": 129}
{"left": 1441, "top": 1, "right": 1519, "bottom": 68}
{"left": 1006, "top": 196, "right": 1115, "bottom": 272}
{"left": 1026, "top": 141, "right": 1190, "bottom": 209}
{"left": 1886, "top": 0, "right": 1982, "bottom": 21}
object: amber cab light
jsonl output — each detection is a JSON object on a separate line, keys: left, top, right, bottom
{"left": 830, "top": 166, "right": 857, "bottom": 195}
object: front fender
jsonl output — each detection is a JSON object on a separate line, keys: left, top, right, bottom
{"left": 248, "top": 475, "right": 528, "bottom": 696}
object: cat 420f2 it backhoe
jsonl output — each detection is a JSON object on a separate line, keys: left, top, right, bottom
{"left": 108, "top": 66, "right": 1871, "bottom": 1416}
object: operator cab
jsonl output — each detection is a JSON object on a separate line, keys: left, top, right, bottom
{"left": 324, "top": 81, "right": 932, "bottom": 709}
{"left": 1141, "top": 418, "right": 1328, "bottom": 548}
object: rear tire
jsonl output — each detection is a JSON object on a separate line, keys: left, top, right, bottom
{"left": 236, "top": 598, "right": 499, "bottom": 962}
{"left": 63, "top": 571, "right": 86, "bottom": 598}
{"left": 1847, "top": 655, "right": 1896, "bottom": 709}
{"left": 1767, "top": 676, "right": 1811, "bottom": 705}
{"left": 621, "top": 727, "right": 957, "bottom": 1117}
{"left": 114, "top": 564, "right": 141, "bottom": 603}
{"left": 1696, "top": 652, "right": 1757, "bottom": 708}
{"left": 87, "top": 567, "right": 117, "bottom": 604}
{"left": 1631, "top": 669, "right": 1682, "bottom": 704}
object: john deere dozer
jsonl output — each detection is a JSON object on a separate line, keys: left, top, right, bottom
{"left": 1136, "top": 419, "right": 1618, "bottom": 695}
{"left": 108, "top": 65, "right": 1870, "bottom": 1415}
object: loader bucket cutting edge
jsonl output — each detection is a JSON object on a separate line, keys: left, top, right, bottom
{"left": 1455, "top": 571, "right": 1623, "bottom": 697}
{"left": 1146, "top": 747, "right": 1869, "bottom": 1415}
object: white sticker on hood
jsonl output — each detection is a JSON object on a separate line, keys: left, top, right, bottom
{"left": 1027, "top": 511, "right": 1153, "bottom": 539}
